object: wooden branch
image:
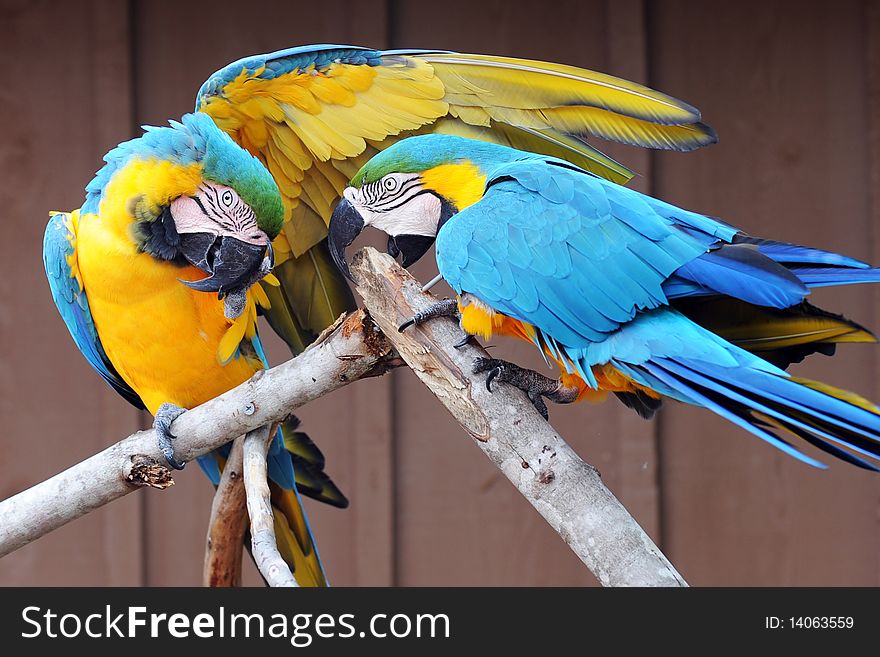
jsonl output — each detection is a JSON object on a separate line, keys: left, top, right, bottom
{"left": 242, "top": 425, "right": 298, "bottom": 587}
{"left": 351, "top": 247, "right": 687, "bottom": 587}
{"left": 1, "top": 247, "right": 685, "bottom": 587}
{"left": 203, "top": 435, "right": 247, "bottom": 587}
{"left": 0, "top": 310, "right": 396, "bottom": 558}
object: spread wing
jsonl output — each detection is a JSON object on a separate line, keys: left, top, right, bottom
{"left": 196, "top": 44, "right": 717, "bottom": 352}
{"left": 43, "top": 211, "right": 145, "bottom": 409}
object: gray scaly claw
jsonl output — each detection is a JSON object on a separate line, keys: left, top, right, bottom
{"left": 154, "top": 403, "right": 188, "bottom": 470}
{"left": 472, "top": 357, "right": 579, "bottom": 421}
{"left": 398, "top": 298, "right": 460, "bottom": 333}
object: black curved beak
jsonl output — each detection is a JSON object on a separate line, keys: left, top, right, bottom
{"left": 177, "top": 233, "right": 272, "bottom": 297}
{"left": 328, "top": 197, "right": 365, "bottom": 281}
{"left": 386, "top": 234, "right": 435, "bottom": 267}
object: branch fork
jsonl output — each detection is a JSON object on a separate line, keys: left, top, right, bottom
{"left": 0, "top": 247, "right": 686, "bottom": 587}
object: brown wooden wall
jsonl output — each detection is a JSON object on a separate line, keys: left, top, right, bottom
{"left": 1, "top": 0, "right": 878, "bottom": 586}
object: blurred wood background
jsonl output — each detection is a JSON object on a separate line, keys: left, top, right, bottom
{"left": 1, "top": 0, "right": 878, "bottom": 585}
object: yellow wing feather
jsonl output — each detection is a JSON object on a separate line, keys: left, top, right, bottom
{"left": 198, "top": 45, "right": 719, "bottom": 385}
{"left": 422, "top": 53, "right": 702, "bottom": 124}
{"left": 199, "top": 49, "right": 716, "bottom": 261}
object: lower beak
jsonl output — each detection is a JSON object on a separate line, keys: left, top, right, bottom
{"left": 386, "top": 234, "right": 436, "bottom": 267}
{"left": 328, "top": 198, "right": 365, "bottom": 282}
{"left": 177, "top": 233, "right": 272, "bottom": 297}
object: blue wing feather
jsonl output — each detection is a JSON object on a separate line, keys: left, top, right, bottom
{"left": 437, "top": 160, "right": 720, "bottom": 345}
{"left": 43, "top": 213, "right": 144, "bottom": 410}
{"left": 196, "top": 45, "right": 384, "bottom": 109}
{"left": 435, "top": 157, "right": 880, "bottom": 468}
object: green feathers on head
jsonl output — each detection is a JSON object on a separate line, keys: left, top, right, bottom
{"left": 352, "top": 134, "right": 525, "bottom": 187}
{"left": 196, "top": 114, "right": 284, "bottom": 238}
{"left": 85, "top": 113, "right": 284, "bottom": 238}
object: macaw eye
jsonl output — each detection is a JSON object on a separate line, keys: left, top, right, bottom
{"left": 382, "top": 177, "right": 400, "bottom": 193}
{"left": 220, "top": 189, "right": 235, "bottom": 207}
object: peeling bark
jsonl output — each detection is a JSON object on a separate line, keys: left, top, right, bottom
{"left": 351, "top": 248, "right": 687, "bottom": 587}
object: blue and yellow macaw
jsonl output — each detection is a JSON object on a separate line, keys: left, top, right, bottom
{"left": 329, "top": 135, "right": 880, "bottom": 470}
{"left": 43, "top": 44, "right": 722, "bottom": 585}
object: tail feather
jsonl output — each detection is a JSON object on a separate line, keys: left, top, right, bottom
{"left": 639, "top": 356, "right": 880, "bottom": 469}
{"left": 756, "top": 414, "right": 880, "bottom": 472}
{"left": 270, "top": 483, "right": 327, "bottom": 587}
{"left": 638, "top": 360, "right": 827, "bottom": 467}
{"left": 674, "top": 297, "right": 876, "bottom": 369}
{"left": 641, "top": 358, "right": 880, "bottom": 469}
{"left": 785, "top": 266, "right": 880, "bottom": 288}
{"left": 734, "top": 234, "right": 880, "bottom": 289}
{"left": 199, "top": 424, "right": 331, "bottom": 587}
{"left": 280, "top": 418, "right": 349, "bottom": 508}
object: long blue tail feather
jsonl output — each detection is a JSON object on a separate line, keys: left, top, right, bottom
{"left": 637, "top": 360, "right": 827, "bottom": 467}
{"left": 638, "top": 355, "right": 880, "bottom": 469}
{"left": 665, "top": 233, "right": 880, "bottom": 302}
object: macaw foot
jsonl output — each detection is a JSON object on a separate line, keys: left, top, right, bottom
{"left": 472, "top": 357, "right": 579, "bottom": 420}
{"left": 154, "top": 403, "right": 187, "bottom": 470}
{"left": 399, "top": 299, "right": 476, "bottom": 349}
{"left": 398, "top": 298, "right": 460, "bottom": 332}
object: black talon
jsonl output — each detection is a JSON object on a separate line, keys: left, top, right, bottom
{"left": 398, "top": 318, "right": 416, "bottom": 333}
{"left": 154, "top": 403, "right": 188, "bottom": 470}
{"left": 453, "top": 334, "right": 473, "bottom": 349}
{"left": 529, "top": 392, "right": 550, "bottom": 421}
{"left": 486, "top": 366, "right": 501, "bottom": 392}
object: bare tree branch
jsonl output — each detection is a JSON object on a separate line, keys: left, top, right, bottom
{"left": 351, "top": 247, "right": 687, "bottom": 587}
{"left": 0, "top": 248, "right": 686, "bottom": 587}
{"left": 242, "top": 425, "right": 298, "bottom": 587}
{"left": 203, "top": 435, "right": 247, "bottom": 587}
{"left": 0, "top": 310, "right": 396, "bottom": 558}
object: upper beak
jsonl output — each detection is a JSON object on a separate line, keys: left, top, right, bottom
{"left": 177, "top": 233, "right": 273, "bottom": 298}
{"left": 328, "top": 197, "right": 365, "bottom": 282}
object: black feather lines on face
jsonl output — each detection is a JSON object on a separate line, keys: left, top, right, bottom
{"left": 135, "top": 206, "right": 188, "bottom": 266}
{"left": 201, "top": 185, "right": 261, "bottom": 240}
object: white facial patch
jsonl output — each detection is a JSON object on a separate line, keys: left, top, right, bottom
{"left": 171, "top": 183, "right": 269, "bottom": 246}
{"left": 344, "top": 174, "right": 441, "bottom": 238}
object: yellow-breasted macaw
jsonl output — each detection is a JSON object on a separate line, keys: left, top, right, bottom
{"left": 42, "top": 44, "right": 720, "bottom": 585}
{"left": 328, "top": 135, "right": 880, "bottom": 470}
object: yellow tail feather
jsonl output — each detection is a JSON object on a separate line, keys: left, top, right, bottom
{"left": 789, "top": 377, "right": 880, "bottom": 415}
{"left": 270, "top": 483, "right": 327, "bottom": 587}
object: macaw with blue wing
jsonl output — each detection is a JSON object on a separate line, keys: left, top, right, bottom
{"left": 328, "top": 135, "right": 880, "bottom": 470}
{"left": 43, "top": 44, "right": 724, "bottom": 585}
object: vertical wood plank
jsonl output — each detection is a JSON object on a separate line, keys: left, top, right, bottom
{"left": 601, "top": 0, "right": 661, "bottom": 542}
{"left": 865, "top": 0, "right": 880, "bottom": 588}
{"left": 131, "top": 0, "right": 392, "bottom": 585}
{"left": 0, "top": 0, "right": 143, "bottom": 585}
{"left": 651, "top": 0, "right": 880, "bottom": 585}
{"left": 390, "top": 0, "right": 660, "bottom": 585}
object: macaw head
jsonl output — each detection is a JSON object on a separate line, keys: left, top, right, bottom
{"left": 328, "top": 134, "right": 518, "bottom": 279}
{"left": 84, "top": 113, "right": 283, "bottom": 312}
